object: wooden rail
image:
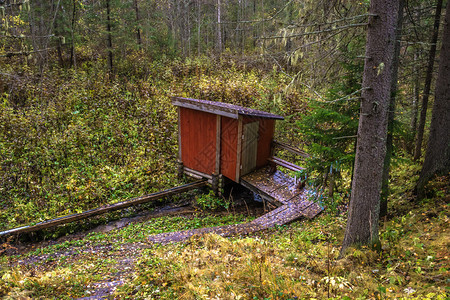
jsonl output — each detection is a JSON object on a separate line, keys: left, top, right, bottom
{"left": 272, "top": 140, "right": 310, "bottom": 158}
{"left": 0, "top": 180, "right": 207, "bottom": 238}
{"left": 268, "top": 156, "right": 305, "bottom": 173}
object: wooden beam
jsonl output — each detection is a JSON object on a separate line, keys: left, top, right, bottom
{"left": 215, "top": 115, "right": 221, "bottom": 175}
{"left": 272, "top": 140, "right": 310, "bottom": 158}
{"left": 177, "top": 107, "right": 182, "bottom": 160}
{"left": 240, "top": 180, "right": 284, "bottom": 207}
{"left": 268, "top": 156, "right": 305, "bottom": 173}
{"left": 235, "top": 116, "right": 243, "bottom": 181}
{"left": 184, "top": 167, "right": 213, "bottom": 180}
{"left": 172, "top": 97, "right": 238, "bottom": 119}
{"left": 0, "top": 180, "right": 207, "bottom": 237}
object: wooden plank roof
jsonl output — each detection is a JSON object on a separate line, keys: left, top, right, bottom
{"left": 172, "top": 96, "right": 284, "bottom": 120}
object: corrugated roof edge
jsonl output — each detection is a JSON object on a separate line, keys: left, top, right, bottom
{"left": 172, "top": 96, "right": 284, "bottom": 120}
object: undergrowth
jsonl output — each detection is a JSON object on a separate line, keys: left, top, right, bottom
{"left": 0, "top": 58, "right": 448, "bottom": 299}
{"left": 1, "top": 160, "right": 448, "bottom": 299}
{"left": 0, "top": 56, "right": 300, "bottom": 231}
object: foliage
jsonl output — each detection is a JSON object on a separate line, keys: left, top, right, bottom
{"left": 296, "top": 52, "right": 363, "bottom": 200}
{"left": 195, "top": 190, "right": 230, "bottom": 211}
{"left": 2, "top": 165, "right": 448, "bottom": 299}
{"left": 0, "top": 56, "right": 301, "bottom": 231}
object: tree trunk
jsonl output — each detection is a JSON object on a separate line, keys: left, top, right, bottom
{"left": 55, "top": 14, "right": 64, "bottom": 67}
{"left": 341, "top": 0, "right": 399, "bottom": 255}
{"left": 134, "top": 0, "right": 142, "bottom": 47}
{"left": 409, "top": 50, "right": 420, "bottom": 152}
{"left": 416, "top": 2, "right": 450, "bottom": 200}
{"left": 70, "top": 0, "right": 77, "bottom": 68}
{"left": 197, "top": 0, "right": 201, "bottom": 55}
{"left": 413, "top": 0, "right": 444, "bottom": 160}
{"left": 106, "top": 0, "right": 114, "bottom": 73}
{"left": 327, "top": 172, "right": 335, "bottom": 199}
{"left": 380, "top": 0, "right": 404, "bottom": 219}
{"left": 216, "top": 0, "right": 222, "bottom": 53}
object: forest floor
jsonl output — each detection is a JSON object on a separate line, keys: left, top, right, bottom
{"left": 0, "top": 164, "right": 449, "bottom": 299}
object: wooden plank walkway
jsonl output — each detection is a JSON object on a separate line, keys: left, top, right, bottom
{"left": 148, "top": 166, "right": 322, "bottom": 244}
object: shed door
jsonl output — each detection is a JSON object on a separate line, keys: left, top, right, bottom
{"left": 241, "top": 121, "right": 259, "bottom": 175}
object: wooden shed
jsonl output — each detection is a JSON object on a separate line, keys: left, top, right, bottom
{"left": 172, "top": 97, "right": 283, "bottom": 187}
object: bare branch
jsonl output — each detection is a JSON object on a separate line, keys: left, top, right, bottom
{"left": 286, "top": 13, "right": 376, "bottom": 29}
{"left": 218, "top": 0, "right": 295, "bottom": 25}
{"left": 312, "top": 88, "right": 371, "bottom": 104}
{"left": 263, "top": 23, "right": 368, "bottom": 40}
{"left": 267, "top": 53, "right": 293, "bottom": 79}
{"left": 288, "top": 28, "right": 348, "bottom": 54}
{"left": 285, "top": 70, "right": 324, "bottom": 100}
{"left": 2, "top": 1, "right": 29, "bottom": 8}
{"left": 0, "top": 48, "right": 55, "bottom": 58}
{"left": 332, "top": 135, "right": 357, "bottom": 140}
{"left": 0, "top": 35, "right": 56, "bottom": 39}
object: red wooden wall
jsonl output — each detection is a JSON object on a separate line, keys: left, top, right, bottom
{"left": 179, "top": 108, "right": 276, "bottom": 181}
{"left": 179, "top": 107, "right": 217, "bottom": 175}
{"left": 220, "top": 116, "right": 238, "bottom": 180}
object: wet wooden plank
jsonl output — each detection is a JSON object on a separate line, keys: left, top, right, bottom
{"left": 241, "top": 165, "right": 323, "bottom": 219}
{"left": 300, "top": 203, "right": 323, "bottom": 219}
{"left": 147, "top": 166, "right": 323, "bottom": 244}
{"left": 241, "top": 166, "right": 294, "bottom": 195}
{"left": 268, "top": 157, "right": 305, "bottom": 172}
{"left": 268, "top": 187, "right": 301, "bottom": 205}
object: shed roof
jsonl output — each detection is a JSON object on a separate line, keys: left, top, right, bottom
{"left": 172, "top": 97, "right": 284, "bottom": 120}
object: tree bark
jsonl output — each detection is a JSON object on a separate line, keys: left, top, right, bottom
{"left": 380, "top": 0, "right": 404, "bottom": 218}
{"left": 416, "top": 1, "right": 450, "bottom": 200}
{"left": 413, "top": 0, "right": 444, "bottom": 161}
{"left": 216, "top": 0, "right": 222, "bottom": 53}
{"left": 341, "top": 0, "right": 399, "bottom": 255}
{"left": 106, "top": 0, "right": 114, "bottom": 73}
{"left": 134, "top": 0, "right": 142, "bottom": 47}
{"left": 197, "top": 0, "right": 201, "bottom": 55}
{"left": 70, "top": 0, "right": 77, "bottom": 68}
{"left": 409, "top": 50, "right": 420, "bottom": 152}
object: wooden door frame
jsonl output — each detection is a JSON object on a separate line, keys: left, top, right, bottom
{"left": 240, "top": 120, "right": 260, "bottom": 177}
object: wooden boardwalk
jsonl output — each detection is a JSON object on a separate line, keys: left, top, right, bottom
{"left": 148, "top": 167, "right": 322, "bottom": 244}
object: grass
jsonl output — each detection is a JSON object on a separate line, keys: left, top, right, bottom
{"left": 0, "top": 58, "right": 448, "bottom": 299}
{"left": 1, "top": 160, "right": 448, "bottom": 299}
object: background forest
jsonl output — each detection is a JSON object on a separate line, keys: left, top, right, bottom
{"left": 0, "top": 0, "right": 448, "bottom": 299}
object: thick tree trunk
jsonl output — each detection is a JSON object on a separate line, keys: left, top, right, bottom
{"left": 380, "top": 0, "right": 404, "bottom": 218}
{"left": 341, "top": 0, "right": 399, "bottom": 255}
{"left": 413, "top": 0, "right": 444, "bottom": 161}
{"left": 416, "top": 2, "right": 450, "bottom": 199}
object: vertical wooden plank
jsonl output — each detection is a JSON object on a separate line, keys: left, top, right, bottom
{"left": 241, "top": 121, "right": 259, "bottom": 175}
{"left": 177, "top": 107, "right": 182, "bottom": 161}
{"left": 256, "top": 119, "right": 275, "bottom": 167}
{"left": 215, "top": 115, "right": 221, "bottom": 175}
{"left": 235, "top": 116, "right": 243, "bottom": 181}
{"left": 220, "top": 117, "right": 238, "bottom": 181}
{"left": 180, "top": 108, "right": 216, "bottom": 175}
